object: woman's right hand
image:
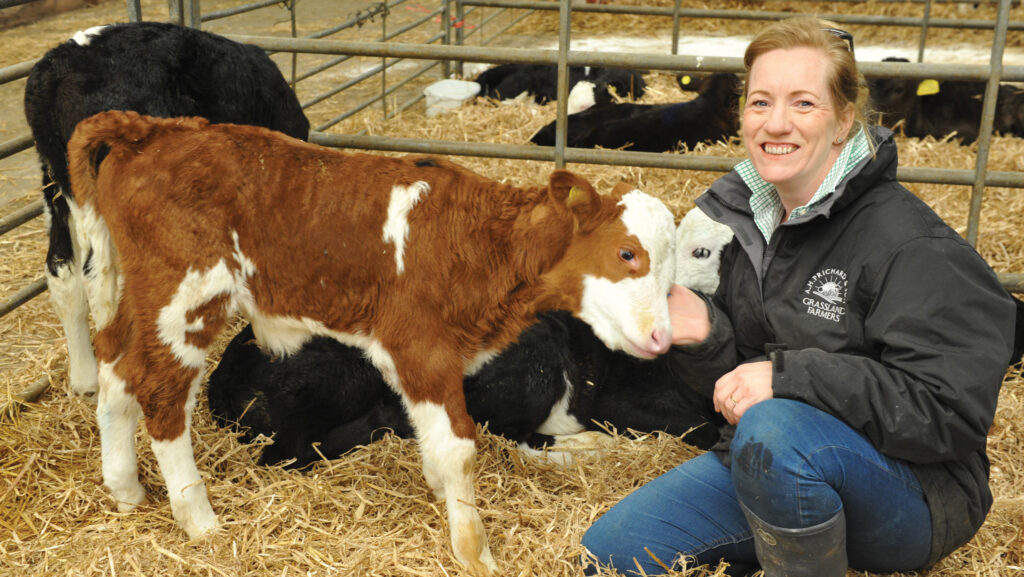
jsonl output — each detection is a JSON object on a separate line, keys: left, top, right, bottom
{"left": 668, "top": 284, "right": 711, "bottom": 345}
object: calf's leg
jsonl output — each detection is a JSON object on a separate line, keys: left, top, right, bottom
{"left": 96, "top": 359, "right": 145, "bottom": 511}
{"left": 405, "top": 398, "right": 497, "bottom": 576}
{"left": 388, "top": 340, "right": 498, "bottom": 576}
{"left": 146, "top": 369, "right": 220, "bottom": 539}
{"left": 46, "top": 194, "right": 99, "bottom": 399}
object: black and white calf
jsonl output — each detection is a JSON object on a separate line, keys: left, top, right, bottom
{"left": 474, "top": 64, "right": 647, "bottom": 113}
{"left": 23, "top": 21, "right": 310, "bottom": 399}
{"left": 207, "top": 208, "right": 734, "bottom": 468}
{"left": 530, "top": 73, "right": 741, "bottom": 152}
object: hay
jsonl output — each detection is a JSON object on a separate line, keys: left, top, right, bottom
{"left": 3, "top": 2, "right": 1024, "bottom": 576}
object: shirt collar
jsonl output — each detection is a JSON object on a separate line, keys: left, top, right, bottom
{"left": 739, "top": 128, "right": 871, "bottom": 243}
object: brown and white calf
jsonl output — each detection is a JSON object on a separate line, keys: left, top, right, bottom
{"left": 67, "top": 110, "right": 676, "bottom": 575}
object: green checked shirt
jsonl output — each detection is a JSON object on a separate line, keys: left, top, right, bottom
{"left": 737, "top": 128, "right": 871, "bottom": 243}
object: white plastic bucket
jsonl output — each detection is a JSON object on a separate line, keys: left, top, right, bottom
{"left": 423, "top": 79, "right": 481, "bottom": 118}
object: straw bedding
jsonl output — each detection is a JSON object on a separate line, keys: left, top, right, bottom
{"left": 2, "top": 1, "right": 1023, "bottom": 576}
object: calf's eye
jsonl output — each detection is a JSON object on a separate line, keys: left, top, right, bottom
{"left": 619, "top": 249, "right": 635, "bottom": 262}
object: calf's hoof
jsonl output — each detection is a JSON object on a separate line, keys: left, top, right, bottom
{"left": 111, "top": 484, "right": 148, "bottom": 513}
{"left": 180, "top": 511, "right": 221, "bottom": 541}
{"left": 453, "top": 516, "right": 498, "bottom": 577}
{"left": 69, "top": 376, "right": 99, "bottom": 404}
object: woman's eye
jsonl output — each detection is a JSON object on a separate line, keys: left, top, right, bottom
{"left": 619, "top": 249, "right": 635, "bottom": 262}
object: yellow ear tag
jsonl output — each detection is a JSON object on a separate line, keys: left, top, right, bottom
{"left": 681, "top": 75, "right": 692, "bottom": 85}
{"left": 917, "top": 79, "right": 940, "bottom": 96}
{"left": 568, "top": 185, "right": 585, "bottom": 204}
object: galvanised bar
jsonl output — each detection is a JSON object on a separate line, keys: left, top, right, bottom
{"left": 224, "top": 35, "right": 1024, "bottom": 82}
{"left": 1001, "top": 274, "right": 1024, "bottom": 291}
{"left": 0, "top": 59, "right": 36, "bottom": 85}
{"left": 0, "top": 0, "right": 39, "bottom": 8}
{"left": 385, "top": 61, "right": 445, "bottom": 121}
{"left": 460, "top": 6, "right": 536, "bottom": 44}
{"left": 291, "top": 8, "right": 442, "bottom": 85}
{"left": 303, "top": 31, "right": 445, "bottom": 114}
{"left": 306, "top": 132, "right": 1024, "bottom": 188}
{"left": 553, "top": 0, "right": 571, "bottom": 168}
{"left": 966, "top": 0, "right": 1012, "bottom": 246}
{"left": 0, "top": 134, "right": 33, "bottom": 162}
{"left": 0, "top": 276, "right": 45, "bottom": 319}
{"left": 0, "top": 200, "right": 43, "bottom": 236}
{"left": 126, "top": 0, "right": 141, "bottom": 22}
{"left": 461, "top": 0, "right": 1024, "bottom": 31}
{"left": 1, "top": 373, "right": 52, "bottom": 421}
{"left": 916, "top": 0, "right": 932, "bottom": 62}
{"left": 303, "top": 0, "right": 394, "bottom": 40}
{"left": 293, "top": 7, "right": 441, "bottom": 101}
{"left": 201, "top": 0, "right": 285, "bottom": 23}
{"left": 313, "top": 55, "right": 443, "bottom": 131}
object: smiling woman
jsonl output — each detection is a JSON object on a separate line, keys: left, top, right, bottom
{"left": 741, "top": 46, "right": 854, "bottom": 214}
{"left": 581, "top": 16, "right": 1016, "bottom": 577}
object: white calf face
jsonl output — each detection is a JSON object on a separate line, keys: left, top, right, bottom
{"left": 567, "top": 81, "right": 597, "bottom": 114}
{"left": 675, "top": 207, "right": 734, "bottom": 294}
{"left": 577, "top": 190, "right": 676, "bottom": 359}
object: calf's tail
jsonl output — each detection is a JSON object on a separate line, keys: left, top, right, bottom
{"left": 67, "top": 110, "right": 209, "bottom": 204}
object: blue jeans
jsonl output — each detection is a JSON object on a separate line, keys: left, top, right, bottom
{"left": 582, "top": 399, "right": 932, "bottom": 575}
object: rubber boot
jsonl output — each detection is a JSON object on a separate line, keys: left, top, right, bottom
{"left": 740, "top": 502, "right": 848, "bottom": 577}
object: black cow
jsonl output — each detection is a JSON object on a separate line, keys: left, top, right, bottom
{"left": 530, "top": 73, "right": 740, "bottom": 152}
{"left": 23, "top": 21, "right": 310, "bottom": 400}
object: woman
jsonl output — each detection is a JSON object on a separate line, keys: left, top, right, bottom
{"left": 581, "top": 17, "right": 1014, "bottom": 577}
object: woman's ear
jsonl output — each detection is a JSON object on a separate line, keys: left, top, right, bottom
{"left": 837, "top": 103, "right": 856, "bottom": 143}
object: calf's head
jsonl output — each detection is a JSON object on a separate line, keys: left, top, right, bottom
{"left": 539, "top": 171, "right": 676, "bottom": 359}
{"left": 867, "top": 57, "right": 915, "bottom": 125}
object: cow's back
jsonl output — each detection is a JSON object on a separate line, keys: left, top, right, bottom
{"left": 77, "top": 115, "right": 568, "bottom": 342}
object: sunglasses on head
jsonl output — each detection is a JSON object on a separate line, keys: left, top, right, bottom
{"left": 822, "top": 27, "right": 855, "bottom": 54}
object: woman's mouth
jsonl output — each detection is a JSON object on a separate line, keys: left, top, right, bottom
{"left": 763, "top": 143, "right": 797, "bottom": 155}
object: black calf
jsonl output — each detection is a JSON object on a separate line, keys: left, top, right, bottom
{"left": 474, "top": 63, "right": 646, "bottom": 107}
{"left": 208, "top": 311, "right": 720, "bottom": 469}
{"left": 530, "top": 73, "right": 740, "bottom": 152}
{"left": 867, "top": 56, "right": 1024, "bottom": 144}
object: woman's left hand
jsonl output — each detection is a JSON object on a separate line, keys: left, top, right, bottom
{"left": 714, "top": 361, "right": 774, "bottom": 424}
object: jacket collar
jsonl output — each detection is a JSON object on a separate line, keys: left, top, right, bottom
{"left": 698, "top": 125, "right": 897, "bottom": 230}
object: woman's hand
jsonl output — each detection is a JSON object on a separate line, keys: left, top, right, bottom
{"left": 668, "top": 284, "right": 711, "bottom": 345}
{"left": 714, "top": 361, "right": 774, "bottom": 424}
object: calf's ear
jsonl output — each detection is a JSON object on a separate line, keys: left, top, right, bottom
{"left": 548, "top": 169, "right": 600, "bottom": 219}
{"left": 611, "top": 181, "right": 635, "bottom": 197}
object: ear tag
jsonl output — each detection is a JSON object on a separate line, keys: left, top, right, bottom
{"left": 568, "top": 185, "right": 585, "bottom": 204}
{"left": 917, "top": 79, "right": 940, "bottom": 96}
{"left": 681, "top": 75, "right": 692, "bottom": 85}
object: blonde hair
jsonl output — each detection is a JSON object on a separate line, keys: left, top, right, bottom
{"left": 743, "top": 17, "right": 874, "bottom": 143}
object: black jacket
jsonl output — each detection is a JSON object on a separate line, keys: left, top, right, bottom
{"left": 671, "top": 126, "right": 1014, "bottom": 566}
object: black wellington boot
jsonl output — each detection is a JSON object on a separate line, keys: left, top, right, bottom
{"left": 740, "top": 503, "right": 848, "bottom": 577}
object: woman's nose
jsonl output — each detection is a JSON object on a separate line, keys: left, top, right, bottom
{"left": 765, "top": 104, "right": 791, "bottom": 133}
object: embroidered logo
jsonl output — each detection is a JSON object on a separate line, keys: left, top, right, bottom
{"left": 802, "top": 268, "right": 847, "bottom": 323}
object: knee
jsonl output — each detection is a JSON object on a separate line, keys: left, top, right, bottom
{"left": 730, "top": 399, "right": 816, "bottom": 487}
{"left": 733, "top": 398, "right": 805, "bottom": 447}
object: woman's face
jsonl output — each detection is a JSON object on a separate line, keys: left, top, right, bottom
{"left": 742, "top": 47, "right": 854, "bottom": 206}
